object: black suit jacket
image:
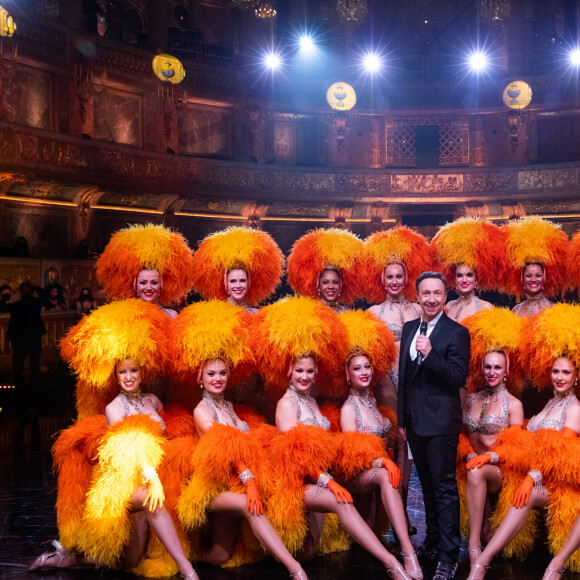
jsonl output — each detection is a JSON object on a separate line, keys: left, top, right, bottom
{"left": 397, "top": 312, "right": 470, "bottom": 437}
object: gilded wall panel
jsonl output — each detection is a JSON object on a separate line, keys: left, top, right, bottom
{"left": 11, "top": 66, "right": 52, "bottom": 130}
{"left": 518, "top": 168, "right": 577, "bottom": 190}
{"left": 178, "top": 104, "right": 232, "bottom": 157}
{"left": 391, "top": 174, "right": 463, "bottom": 193}
{"left": 464, "top": 173, "right": 516, "bottom": 192}
{"left": 8, "top": 208, "right": 70, "bottom": 259}
{"left": 93, "top": 89, "right": 142, "bottom": 146}
{"left": 336, "top": 173, "right": 390, "bottom": 193}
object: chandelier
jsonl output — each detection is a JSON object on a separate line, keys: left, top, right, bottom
{"left": 481, "top": 0, "right": 511, "bottom": 24}
{"left": 336, "top": 0, "right": 367, "bottom": 25}
{"left": 255, "top": 2, "right": 276, "bottom": 20}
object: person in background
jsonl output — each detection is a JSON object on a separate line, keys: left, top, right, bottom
{"left": 4, "top": 282, "right": 46, "bottom": 398}
{"left": 75, "top": 288, "right": 98, "bottom": 312}
{"left": 42, "top": 284, "right": 68, "bottom": 311}
{"left": 0, "top": 284, "right": 13, "bottom": 311}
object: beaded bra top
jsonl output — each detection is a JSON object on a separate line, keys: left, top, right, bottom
{"left": 202, "top": 391, "right": 249, "bottom": 433}
{"left": 463, "top": 388, "right": 509, "bottom": 436}
{"left": 347, "top": 392, "right": 392, "bottom": 437}
{"left": 378, "top": 300, "right": 420, "bottom": 343}
{"left": 527, "top": 393, "right": 577, "bottom": 433}
{"left": 287, "top": 387, "right": 331, "bottom": 431}
{"left": 120, "top": 392, "right": 166, "bottom": 431}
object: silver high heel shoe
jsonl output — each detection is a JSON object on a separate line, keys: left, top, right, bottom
{"left": 401, "top": 551, "right": 423, "bottom": 579}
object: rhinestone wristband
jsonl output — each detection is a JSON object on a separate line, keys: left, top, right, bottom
{"left": 466, "top": 453, "right": 477, "bottom": 463}
{"left": 528, "top": 469, "right": 543, "bottom": 493}
{"left": 488, "top": 452, "right": 499, "bottom": 465}
{"left": 316, "top": 472, "right": 333, "bottom": 496}
{"left": 370, "top": 457, "right": 383, "bottom": 482}
{"left": 238, "top": 469, "right": 255, "bottom": 485}
{"left": 142, "top": 466, "right": 156, "bottom": 484}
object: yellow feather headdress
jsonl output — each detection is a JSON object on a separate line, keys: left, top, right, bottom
{"left": 518, "top": 303, "right": 580, "bottom": 389}
{"left": 190, "top": 226, "right": 284, "bottom": 306}
{"left": 60, "top": 299, "right": 171, "bottom": 417}
{"left": 340, "top": 310, "right": 397, "bottom": 385}
{"left": 461, "top": 307, "right": 524, "bottom": 395}
{"left": 287, "top": 228, "right": 364, "bottom": 305}
{"left": 169, "top": 300, "right": 255, "bottom": 386}
{"left": 96, "top": 223, "right": 195, "bottom": 304}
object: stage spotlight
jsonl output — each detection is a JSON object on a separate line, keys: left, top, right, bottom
{"left": 569, "top": 48, "right": 580, "bottom": 67}
{"left": 263, "top": 50, "right": 282, "bottom": 71}
{"left": 468, "top": 51, "right": 488, "bottom": 73}
{"left": 362, "top": 52, "right": 383, "bottom": 74}
{"left": 298, "top": 34, "right": 316, "bottom": 54}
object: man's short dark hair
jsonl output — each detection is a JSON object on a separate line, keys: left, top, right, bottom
{"left": 416, "top": 271, "right": 448, "bottom": 293}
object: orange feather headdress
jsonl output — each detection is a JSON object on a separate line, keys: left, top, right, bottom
{"left": 60, "top": 298, "right": 171, "bottom": 417}
{"left": 190, "top": 226, "right": 284, "bottom": 306}
{"left": 168, "top": 300, "right": 255, "bottom": 387}
{"left": 565, "top": 229, "right": 580, "bottom": 292}
{"left": 517, "top": 303, "right": 580, "bottom": 389}
{"left": 431, "top": 217, "right": 507, "bottom": 291}
{"left": 461, "top": 307, "right": 524, "bottom": 395}
{"left": 287, "top": 228, "right": 364, "bottom": 305}
{"left": 363, "top": 226, "right": 430, "bottom": 303}
{"left": 248, "top": 296, "right": 349, "bottom": 399}
{"left": 502, "top": 217, "right": 569, "bottom": 297}
{"left": 96, "top": 223, "right": 195, "bottom": 305}
{"left": 340, "top": 310, "right": 397, "bottom": 385}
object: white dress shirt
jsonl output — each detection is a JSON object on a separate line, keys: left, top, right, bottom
{"left": 409, "top": 310, "right": 444, "bottom": 361}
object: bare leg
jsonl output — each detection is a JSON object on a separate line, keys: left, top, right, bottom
{"left": 128, "top": 487, "right": 197, "bottom": 578}
{"left": 465, "top": 465, "right": 502, "bottom": 563}
{"left": 304, "top": 484, "right": 402, "bottom": 572}
{"left": 121, "top": 511, "right": 149, "bottom": 568}
{"left": 29, "top": 487, "right": 197, "bottom": 577}
{"left": 196, "top": 511, "right": 240, "bottom": 565}
{"left": 468, "top": 488, "right": 548, "bottom": 579}
{"left": 543, "top": 513, "right": 580, "bottom": 579}
{"left": 208, "top": 491, "right": 305, "bottom": 577}
{"left": 396, "top": 427, "right": 415, "bottom": 533}
{"left": 296, "top": 511, "right": 327, "bottom": 561}
{"left": 348, "top": 469, "right": 421, "bottom": 578}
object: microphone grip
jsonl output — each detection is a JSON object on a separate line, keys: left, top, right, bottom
{"left": 417, "top": 322, "right": 428, "bottom": 366}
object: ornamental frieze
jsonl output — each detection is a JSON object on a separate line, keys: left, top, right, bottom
{"left": 205, "top": 167, "right": 254, "bottom": 190}
{"left": 526, "top": 199, "right": 574, "bottom": 214}
{"left": 268, "top": 202, "right": 330, "bottom": 217}
{"left": 391, "top": 174, "right": 463, "bottom": 193}
{"left": 41, "top": 142, "right": 90, "bottom": 169}
{"left": 18, "top": 135, "right": 39, "bottom": 162}
{"left": 274, "top": 172, "right": 334, "bottom": 193}
{"left": 336, "top": 173, "right": 390, "bottom": 193}
{"left": 464, "top": 173, "right": 516, "bottom": 192}
{"left": 518, "top": 169, "right": 576, "bottom": 190}
{"left": 0, "top": 129, "right": 15, "bottom": 159}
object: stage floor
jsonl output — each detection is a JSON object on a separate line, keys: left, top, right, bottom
{"left": 0, "top": 382, "right": 578, "bottom": 580}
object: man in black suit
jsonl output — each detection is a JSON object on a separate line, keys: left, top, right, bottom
{"left": 397, "top": 271, "right": 470, "bottom": 580}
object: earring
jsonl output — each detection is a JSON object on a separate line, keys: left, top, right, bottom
{"left": 200, "top": 382, "right": 204, "bottom": 390}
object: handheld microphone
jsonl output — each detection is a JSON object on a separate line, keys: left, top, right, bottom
{"left": 417, "top": 321, "right": 428, "bottom": 366}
